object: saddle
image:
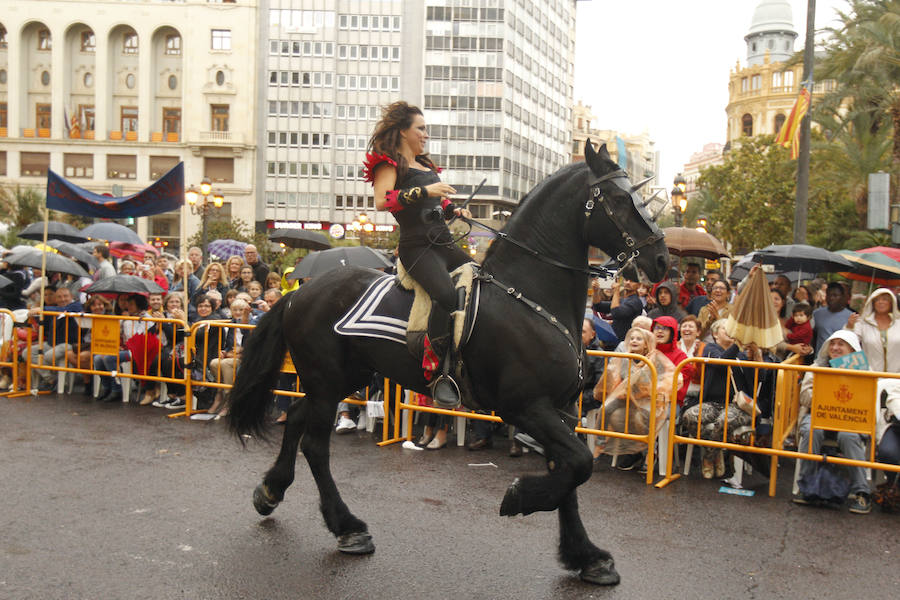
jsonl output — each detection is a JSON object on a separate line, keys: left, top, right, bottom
{"left": 333, "top": 262, "right": 482, "bottom": 408}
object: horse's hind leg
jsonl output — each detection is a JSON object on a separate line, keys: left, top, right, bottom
{"left": 300, "top": 387, "right": 374, "bottom": 554}
{"left": 253, "top": 398, "right": 306, "bottom": 515}
{"left": 559, "top": 490, "right": 619, "bottom": 585}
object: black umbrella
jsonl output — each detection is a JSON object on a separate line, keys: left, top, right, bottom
{"left": 18, "top": 221, "right": 88, "bottom": 244}
{"left": 81, "top": 222, "right": 144, "bottom": 245}
{"left": 755, "top": 244, "right": 854, "bottom": 274}
{"left": 45, "top": 239, "right": 99, "bottom": 270}
{"left": 288, "top": 246, "right": 393, "bottom": 280}
{"left": 268, "top": 228, "right": 332, "bottom": 250}
{"left": 728, "top": 252, "right": 815, "bottom": 283}
{"left": 85, "top": 274, "right": 164, "bottom": 295}
{"left": 4, "top": 247, "right": 89, "bottom": 278}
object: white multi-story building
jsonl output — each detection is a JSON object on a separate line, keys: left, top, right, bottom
{"left": 259, "top": 0, "right": 423, "bottom": 239}
{"left": 423, "top": 0, "right": 575, "bottom": 226}
{"left": 259, "top": 0, "right": 577, "bottom": 243}
{"left": 0, "top": 0, "right": 258, "bottom": 252}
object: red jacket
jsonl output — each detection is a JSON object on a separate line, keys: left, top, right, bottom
{"left": 652, "top": 316, "right": 695, "bottom": 406}
{"left": 678, "top": 282, "right": 706, "bottom": 309}
{"left": 785, "top": 318, "right": 813, "bottom": 345}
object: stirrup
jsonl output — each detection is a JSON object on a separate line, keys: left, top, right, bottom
{"left": 429, "top": 374, "right": 461, "bottom": 409}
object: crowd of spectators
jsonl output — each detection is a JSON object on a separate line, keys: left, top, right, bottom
{"left": 0, "top": 243, "right": 289, "bottom": 416}
{"left": 2, "top": 243, "right": 899, "bottom": 514}
{"left": 581, "top": 260, "right": 900, "bottom": 514}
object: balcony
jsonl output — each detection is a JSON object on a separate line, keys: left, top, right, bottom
{"left": 198, "top": 130, "right": 240, "bottom": 144}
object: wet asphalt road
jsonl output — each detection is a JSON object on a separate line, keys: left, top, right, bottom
{"left": 2, "top": 392, "right": 899, "bottom": 600}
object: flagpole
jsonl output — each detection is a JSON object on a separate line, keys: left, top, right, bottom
{"left": 793, "top": 0, "right": 816, "bottom": 244}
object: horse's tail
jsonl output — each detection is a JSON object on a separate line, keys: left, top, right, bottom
{"left": 227, "top": 293, "right": 291, "bottom": 443}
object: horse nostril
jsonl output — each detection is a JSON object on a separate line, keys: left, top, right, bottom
{"left": 656, "top": 254, "right": 668, "bottom": 275}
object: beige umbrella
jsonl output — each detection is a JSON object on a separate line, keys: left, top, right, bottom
{"left": 725, "top": 265, "right": 784, "bottom": 348}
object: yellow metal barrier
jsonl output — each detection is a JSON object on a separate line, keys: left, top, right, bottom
{"left": 26, "top": 312, "right": 191, "bottom": 405}
{"left": 578, "top": 350, "right": 662, "bottom": 485}
{"left": 655, "top": 355, "right": 900, "bottom": 496}
{"left": 0, "top": 309, "right": 24, "bottom": 397}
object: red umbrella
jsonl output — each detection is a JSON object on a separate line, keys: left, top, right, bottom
{"left": 858, "top": 246, "right": 900, "bottom": 263}
{"left": 109, "top": 242, "right": 159, "bottom": 261}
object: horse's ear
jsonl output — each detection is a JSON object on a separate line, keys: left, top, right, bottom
{"left": 585, "top": 139, "right": 611, "bottom": 173}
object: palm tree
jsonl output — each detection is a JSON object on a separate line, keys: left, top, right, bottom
{"left": 816, "top": 0, "right": 900, "bottom": 192}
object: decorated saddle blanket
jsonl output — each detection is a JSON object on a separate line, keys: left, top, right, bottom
{"left": 333, "top": 263, "right": 480, "bottom": 353}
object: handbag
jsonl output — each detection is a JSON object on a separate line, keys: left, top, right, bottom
{"left": 729, "top": 359, "right": 761, "bottom": 415}
{"left": 797, "top": 461, "right": 851, "bottom": 502}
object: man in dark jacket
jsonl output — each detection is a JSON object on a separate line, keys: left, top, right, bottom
{"left": 244, "top": 244, "right": 270, "bottom": 284}
{"left": 592, "top": 277, "right": 644, "bottom": 342}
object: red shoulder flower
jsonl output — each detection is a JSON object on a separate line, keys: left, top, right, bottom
{"left": 362, "top": 152, "right": 397, "bottom": 184}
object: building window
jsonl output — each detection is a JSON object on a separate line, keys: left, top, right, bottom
{"left": 83, "top": 72, "right": 93, "bottom": 88}
{"left": 751, "top": 74, "right": 761, "bottom": 90}
{"left": 741, "top": 114, "right": 753, "bottom": 137}
{"left": 150, "top": 156, "right": 179, "bottom": 180}
{"left": 21, "top": 152, "right": 50, "bottom": 177}
{"left": 107, "top": 154, "right": 137, "bottom": 179}
{"left": 38, "top": 28, "right": 52, "bottom": 51}
{"left": 125, "top": 73, "right": 136, "bottom": 89}
{"left": 210, "top": 104, "right": 229, "bottom": 131}
{"left": 784, "top": 70, "right": 794, "bottom": 89}
{"left": 36, "top": 104, "right": 51, "bottom": 129}
{"left": 165, "top": 35, "right": 181, "bottom": 55}
{"left": 0, "top": 102, "right": 7, "bottom": 128}
{"left": 0, "top": 151, "right": 5, "bottom": 177}
{"left": 121, "top": 106, "right": 138, "bottom": 132}
{"left": 774, "top": 114, "right": 786, "bottom": 135}
{"left": 81, "top": 31, "right": 96, "bottom": 52}
{"left": 211, "top": 29, "right": 231, "bottom": 51}
{"left": 123, "top": 33, "right": 139, "bottom": 55}
{"left": 168, "top": 75, "right": 178, "bottom": 90}
{"left": 40, "top": 71, "right": 50, "bottom": 86}
{"left": 163, "top": 108, "right": 181, "bottom": 134}
{"left": 64, "top": 153, "right": 94, "bottom": 178}
{"left": 0, "top": 26, "right": 7, "bottom": 49}
{"left": 215, "top": 70, "right": 225, "bottom": 86}
{"left": 78, "top": 105, "right": 95, "bottom": 131}
{"left": 204, "top": 157, "right": 234, "bottom": 183}
{"left": 741, "top": 77, "right": 748, "bottom": 93}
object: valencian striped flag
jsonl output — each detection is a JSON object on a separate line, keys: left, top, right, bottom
{"left": 774, "top": 87, "right": 811, "bottom": 160}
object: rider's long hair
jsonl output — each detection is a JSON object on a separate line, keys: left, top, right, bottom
{"left": 368, "top": 101, "right": 438, "bottom": 182}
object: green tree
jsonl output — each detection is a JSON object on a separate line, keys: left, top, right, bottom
{"left": 698, "top": 136, "right": 796, "bottom": 252}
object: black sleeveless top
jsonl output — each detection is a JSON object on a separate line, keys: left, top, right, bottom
{"left": 393, "top": 161, "right": 446, "bottom": 243}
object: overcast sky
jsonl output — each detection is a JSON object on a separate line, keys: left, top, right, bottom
{"left": 573, "top": 0, "right": 849, "bottom": 190}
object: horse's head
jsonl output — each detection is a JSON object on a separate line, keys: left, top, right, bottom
{"left": 583, "top": 140, "right": 669, "bottom": 283}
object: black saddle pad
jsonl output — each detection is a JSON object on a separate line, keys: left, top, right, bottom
{"left": 334, "top": 275, "right": 413, "bottom": 346}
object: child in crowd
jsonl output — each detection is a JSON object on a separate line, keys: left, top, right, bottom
{"left": 785, "top": 302, "right": 813, "bottom": 346}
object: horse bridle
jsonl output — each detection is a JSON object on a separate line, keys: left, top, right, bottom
{"left": 584, "top": 169, "right": 665, "bottom": 269}
{"left": 459, "top": 167, "right": 664, "bottom": 277}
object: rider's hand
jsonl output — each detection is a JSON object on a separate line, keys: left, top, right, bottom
{"left": 453, "top": 207, "right": 472, "bottom": 219}
{"left": 425, "top": 182, "right": 456, "bottom": 198}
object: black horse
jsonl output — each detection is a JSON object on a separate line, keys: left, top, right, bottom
{"left": 228, "top": 141, "right": 668, "bottom": 585}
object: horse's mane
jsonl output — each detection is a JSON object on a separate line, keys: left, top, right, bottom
{"left": 482, "top": 161, "right": 588, "bottom": 263}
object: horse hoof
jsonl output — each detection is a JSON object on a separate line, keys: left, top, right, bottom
{"left": 253, "top": 483, "right": 279, "bottom": 516}
{"left": 580, "top": 558, "right": 620, "bottom": 586}
{"left": 337, "top": 531, "right": 375, "bottom": 555}
{"left": 499, "top": 477, "right": 523, "bottom": 516}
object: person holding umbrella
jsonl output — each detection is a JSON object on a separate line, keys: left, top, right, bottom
{"left": 364, "top": 101, "right": 472, "bottom": 408}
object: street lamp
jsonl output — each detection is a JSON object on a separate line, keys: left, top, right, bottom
{"left": 671, "top": 173, "right": 687, "bottom": 227}
{"left": 695, "top": 215, "right": 708, "bottom": 233}
{"left": 186, "top": 176, "right": 224, "bottom": 261}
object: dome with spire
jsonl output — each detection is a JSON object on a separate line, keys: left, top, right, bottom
{"left": 748, "top": 0, "right": 796, "bottom": 36}
{"left": 744, "top": 0, "right": 798, "bottom": 66}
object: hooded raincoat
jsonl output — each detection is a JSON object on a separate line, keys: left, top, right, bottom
{"left": 849, "top": 288, "right": 900, "bottom": 373}
{"left": 647, "top": 281, "right": 687, "bottom": 322}
{"left": 591, "top": 327, "right": 679, "bottom": 456}
{"left": 652, "top": 315, "right": 694, "bottom": 406}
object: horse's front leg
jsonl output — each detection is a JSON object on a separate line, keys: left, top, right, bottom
{"left": 558, "top": 490, "right": 620, "bottom": 585}
{"left": 498, "top": 399, "right": 593, "bottom": 516}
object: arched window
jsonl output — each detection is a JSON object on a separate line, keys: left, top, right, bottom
{"left": 774, "top": 114, "right": 786, "bottom": 135}
{"left": 741, "top": 114, "right": 753, "bottom": 137}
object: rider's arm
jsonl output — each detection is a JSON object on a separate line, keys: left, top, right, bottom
{"left": 373, "top": 164, "right": 398, "bottom": 212}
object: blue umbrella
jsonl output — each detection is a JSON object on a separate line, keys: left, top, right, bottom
{"left": 207, "top": 239, "right": 247, "bottom": 262}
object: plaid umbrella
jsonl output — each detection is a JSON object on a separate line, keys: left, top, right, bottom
{"left": 207, "top": 239, "right": 247, "bottom": 261}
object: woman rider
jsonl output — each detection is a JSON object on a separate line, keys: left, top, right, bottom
{"left": 364, "top": 101, "right": 472, "bottom": 408}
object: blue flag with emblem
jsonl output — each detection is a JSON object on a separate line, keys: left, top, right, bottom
{"left": 46, "top": 162, "right": 184, "bottom": 218}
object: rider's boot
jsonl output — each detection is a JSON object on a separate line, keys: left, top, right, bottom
{"left": 424, "top": 301, "right": 461, "bottom": 409}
